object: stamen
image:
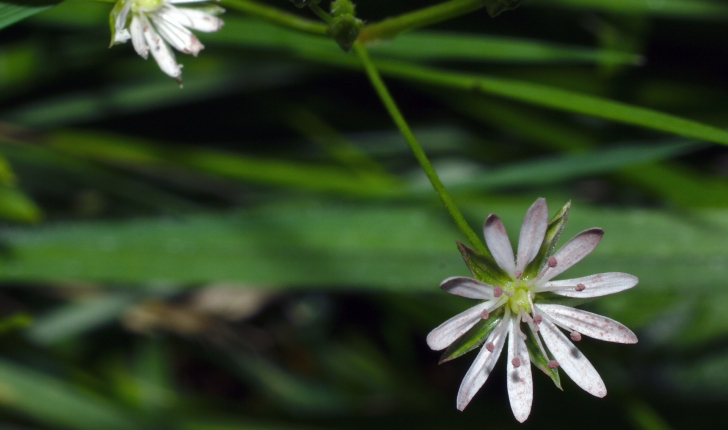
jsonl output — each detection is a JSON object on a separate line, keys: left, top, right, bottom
{"left": 515, "top": 311, "right": 527, "bottom": 339}
{"left": 486, "top": 342, "right": 495, "bottom": 352}
{"left": 570, "top": 331, "right": 582, "bottom": 341}
{"left": 520, "top": 309, "right": 539, "bottom": 333}
{"left": 493, "top": 286, "right": 503, "bottom": 297}
{"left": 533, "top": 315, "right": 542, "bottom": 324}
{"left": 505, "top": 290, "right": 514, "bottom": 297}
{"left": 547, "top": 360, "right": 559, "bottom": 369}
{"left": 512, "top": 357, "right": 521, "bottom": 368}
{"left": 547, "top": 256, "right": 557, "bottom": 268}
{"left": 480, "top": 309, "right": 489, "bottom": 319}
{"left": 575, "top": 283, "right": 586, "bottom": 291}
{"left": 514, "top": 270, "right": 522, "bottom": 279}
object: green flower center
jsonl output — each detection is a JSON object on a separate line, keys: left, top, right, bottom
{"left": 505, "top": 279, "right": 532, "bottom": 314}
{"left": 132, "top": 0, "right": 163, "bottom": 11}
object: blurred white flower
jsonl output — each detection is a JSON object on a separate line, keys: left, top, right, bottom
{"left": 427, "top": 198, "right": 638, "bottom": 422}
{"left": 110, "top": 0, "right": 224, "bottom": 83}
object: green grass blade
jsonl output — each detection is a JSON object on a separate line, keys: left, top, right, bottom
{"left": 532, "top": 0, "right": 728, "bottom": 19}
{"left": 0, "top": 357, "right": 146, "bottom": 430}
{"left": 0, "top": 1, "right": 61, "bottom": 30}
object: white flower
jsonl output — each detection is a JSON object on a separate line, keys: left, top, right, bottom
{"left": 426, "top": 198, "right": 638, "bottom": 422}
{"left": 110, "top": 0, "right": 224, "bottom": 82}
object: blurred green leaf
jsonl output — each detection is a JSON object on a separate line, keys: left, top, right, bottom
{"left": 0, "top": 1, "right": 61, "bottom": 31}
{"left": 24, "top": 291, "right": 143, "bottom": 346}
{"left": 532, "top": 0, "right": 728, "bottom": 19}
{"left": 206, "top": 17, "right": 642, "bottom": 65}
{"left": 0, "top": 357, "right": 146, "bottom": 430}
{"left": 0, "top": 184, "right": 41, "bottom": 223}
{"left": 0, "top": 200, "right": 727, "bottom": 297}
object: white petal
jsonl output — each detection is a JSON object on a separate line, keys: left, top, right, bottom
{"left": 516, "top": 198, "right": 548, "bottom": 271}
{"left": 130, "top": 16, "right": 149, "bottom": 59}
{"left": 114, "top": 29, "right": 131, "bottom": 44}
{"left": 426, "top": 302, "right": 491, "bottom": 351}
{"left": 536, "top": 304, "right": 637, "bottom": 344}
{"left": 456, "top": 317, "right": 508, "bottom": 410}
{"left": 483, "top": 214, "right": 516, "bottom": 275}
{"left": 151, "top": 12, "right": 204, "bottom": 55}
{"left": 539, "top": 317, "right": 607, "bottom": 397}
{"left": 542, "top": 272, "right": 638, "bottom": 298}
{"left": 142, "top": 17, "right": 182, "bottom": 78}
{"left": 174, "top": 6, "right": 224, "bottom": 32}
{"left": 538, "top": 228, "right": 603, "bottom": 283}
{"left": 507, "top": 318, "right": 533, "bottom": 422}
{"left": 440, "top": 277, "right": 493, "bottom": 300}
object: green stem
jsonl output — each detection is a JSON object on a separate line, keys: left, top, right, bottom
{"left": 308, "top": 3, "right": 334, "bottom": 25}
{"left": 358, "top": 0, "right": 487, "bottom": 44}
{"left": 351, "top": 41, "right": 487, "bottom": 254}
{"left": 221, "top": 0, "right": 329, "bottom": 36}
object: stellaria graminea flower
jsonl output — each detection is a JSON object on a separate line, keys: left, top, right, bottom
{"left": 427, "top": 198, "right": 638, "bottom": 422}
{"left": 110, "top": 0, "right": 224, "bottom": 83}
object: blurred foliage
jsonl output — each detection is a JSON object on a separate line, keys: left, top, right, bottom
{"left": 0, "top": 0, "right": 727, "bottom": 429}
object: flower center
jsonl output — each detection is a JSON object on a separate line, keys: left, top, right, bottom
{"left": 505, "top": 279, "right": 532, "bottom": 314}
{"left": 132, "top": 0, "right": 163, "bottom": 12}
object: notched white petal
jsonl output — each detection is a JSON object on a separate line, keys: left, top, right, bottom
{"left": 114, "top": 29, "right": 131, "bottom": 44}
{"left": 536, "top": 304, "right": 637, "bottom": 344}
{"left": 507, "top": 318, "right": 533, "bottom": 422}
{"left": 177, "top": 6, "right": 224, "bottom": 32}
{"left": 539, "top": 317, "right": 607, "bottom": 397}
{"left": 543, "top": 272, "right": 638, "bottom": 298}
{"left": 142, "top": 19, "right": 182, "bottom": 78}
{"left": 426, "top": 302, "right": 491, "bottom": 351}
{"left": 440, "top": 277, "right": 494, "bottom": 300}
{"left": 538, "top": 228, "right": 604, "bottom": 283}
{"left": 516, "top": 197, "right": 548, "bottom": 271}
{"left": 483, "top": 214, "right": 516, "bottom": 275}
{"left": 130, "top": 16, "right": 149, "bottom": 59}
{"left": 457, "top": 318, "right": 508, "bottom": 410}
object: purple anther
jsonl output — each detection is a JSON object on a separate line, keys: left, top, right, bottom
{"left": 533, "top": 315, "right": 542, "bottom": 324}
{"left": 570, "top": 331, "right": 582, "bottom": 342}
{"left": 575, "top": 283, "right": 586, "bottom": 291}
{"left": 514, "top": 270, "right": 522, "bottom": 279}
{"left": 548, "top": 256, "right": 557, "bottom": 268}
{"left": 512, "top": 357, "right": 521, "bottom": 368}
{"left": 493, "top": 286, "right": 503, "bottom": 297}
{"left": 547, "top": 360, "right": 559, "bottom": 369}
{"left": 486, "top": 342, "right": 495, "bottom": 352}
{"left": 480, "top": 309, "right": 489, "bottom": 319}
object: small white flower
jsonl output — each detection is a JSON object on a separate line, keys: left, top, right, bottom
{"left": 110, "top": 0, "right": 224, "bottom": 82}
{"left": 427, "top": 198, "right": 638, "bottom": 422}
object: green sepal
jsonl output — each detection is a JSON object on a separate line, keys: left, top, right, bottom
{"left": 485, "top": 0, "right": 522, "bottom": 17}
{"left": 522, "top": 200, "right": 570, "bottom": 280}
{"left": 457, "top": 241, "right": 512, "bottom": 287}
{"left": 109, "top": 0, "right": 127, "bottom": 48}
{"left": 534, "top": 291, "right": 595, "bottom": 309}
{"left": 328, "top": 14, "right": 363, "bottom": 51}
{"left": 328, "top": 0, "right": 362, "bottom": 52}
{"left": 524, "top": 329, "right": 561, "bottom": 389}
{"left": 439, "top": 307, "right": 504, "bottom": 364}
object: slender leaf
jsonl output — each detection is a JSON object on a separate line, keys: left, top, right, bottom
{"left": 0, "top": 1, "right": 61, "bottom": 31}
